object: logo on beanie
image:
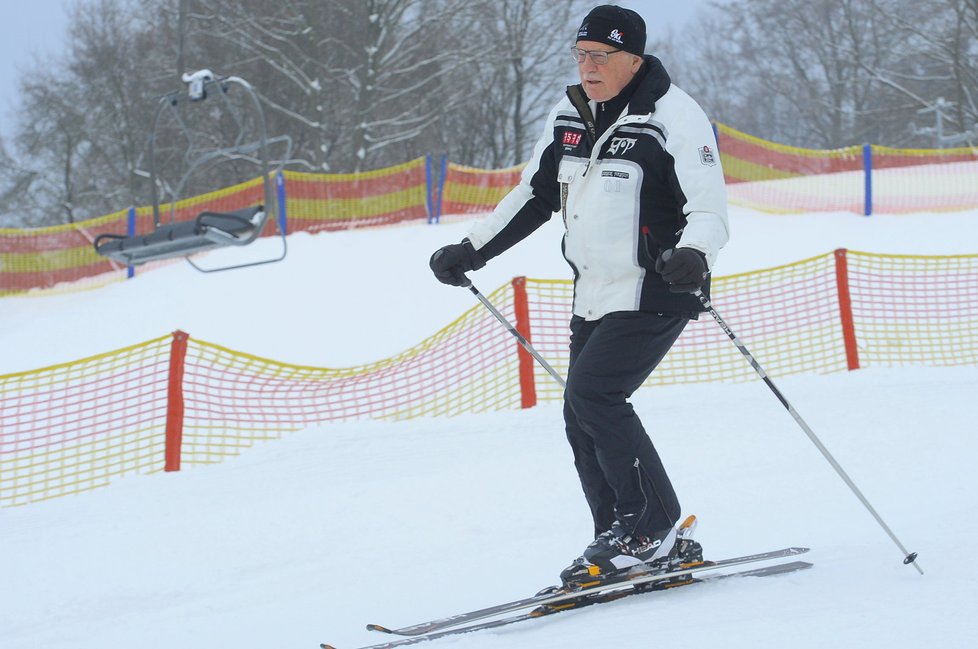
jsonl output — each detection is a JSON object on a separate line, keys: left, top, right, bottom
{"left": 577, "top": 6, "right": 647, "bottom": 56}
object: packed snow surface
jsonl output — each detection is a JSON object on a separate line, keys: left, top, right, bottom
{"left": 2, "top": 205, "right": 977, "bottom": 649}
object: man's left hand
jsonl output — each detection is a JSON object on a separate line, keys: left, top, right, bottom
{"left": 655, "top": 248, "right": 708, "bottom": 293}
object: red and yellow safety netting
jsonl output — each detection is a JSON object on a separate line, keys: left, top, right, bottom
{"left": 2, "top": 249, "right": 975, "bottom": 506}
{"left": 717, "top": 123, "right": 978, "bottom": 213}
{"left": 283, "top": 158, "right": 429, "bottom": 233}
{"left": 439, "top": 162, "right": 524, "bottom": 217}
{"left": 870, "top": 146, "right": 978, "bottom": 213}
{"left": 0, "top": 209, "right": 129, "bottom": 296}
{"left": 0, "top": 162, "right": 430, "bottom": 296}
{"left": 4, "top": 130, "right": 978, "bottom": 297}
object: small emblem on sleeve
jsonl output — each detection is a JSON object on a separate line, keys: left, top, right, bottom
{"left": 699, "top": 145, "right": 718, "bottom": 166}
{"left": 563, "top": 131, "right": 583, "bottom": 146}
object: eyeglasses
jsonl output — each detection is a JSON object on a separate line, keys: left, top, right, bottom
{"left": 570, "top": 46, "right": 623, "bottom": 65}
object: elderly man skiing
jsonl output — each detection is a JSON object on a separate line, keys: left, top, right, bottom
{"left": 430, "top": 4, "right": 729, "bottom": 584}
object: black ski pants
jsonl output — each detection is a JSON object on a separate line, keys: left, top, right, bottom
{"left": 563, "top": 311, "right": 687, "bottom": 539}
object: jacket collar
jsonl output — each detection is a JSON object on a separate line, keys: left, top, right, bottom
{"left": 627, "top": 55, "right": 671, "bottom": 116}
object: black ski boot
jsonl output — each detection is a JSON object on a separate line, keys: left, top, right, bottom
{"left": 559, "top": 517, "right": 693, "bottom": 587}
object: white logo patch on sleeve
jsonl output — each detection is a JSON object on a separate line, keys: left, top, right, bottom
{"left": 698, "top": 145, "right": 718, "bottom": 166}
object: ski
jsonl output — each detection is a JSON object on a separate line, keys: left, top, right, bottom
{"left": 365, "top": 546, "right": 807, "bottom": 638}
{"left": 320, "top": 559, "right": 813, "bottom": 649}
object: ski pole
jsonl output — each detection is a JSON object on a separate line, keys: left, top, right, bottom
{"left": 692, "top": 286, "right": 922, "bottom": 574}
{"left": 463, "top": 278, "right": 566, "bottom": 389}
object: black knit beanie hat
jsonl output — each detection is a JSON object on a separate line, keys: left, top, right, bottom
{"left": 576, "top": 5, "right": 647, "bottom": 56}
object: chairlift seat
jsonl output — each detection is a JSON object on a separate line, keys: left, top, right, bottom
{"left": 94, "top": 205, "right": 265, "bottom": 267}
{"left": 92, "top": 71, "right": 289, "bottom": 273}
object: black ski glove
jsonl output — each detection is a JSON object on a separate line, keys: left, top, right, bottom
{"left": 429, "top": 239, "right": 486, "bottom": 287}
{"left": 655, "top": 247, "right": 709, "bottom": 293}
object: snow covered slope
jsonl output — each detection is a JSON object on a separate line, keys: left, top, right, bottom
{"left": 2, "top": 206, "right": 977, "bottom": 649}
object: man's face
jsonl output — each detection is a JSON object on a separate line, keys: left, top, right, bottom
{"left": 575, "top": 40, "right": 642, "bottom": 102}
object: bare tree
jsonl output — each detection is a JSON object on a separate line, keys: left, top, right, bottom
{"left": 66, "top": 0, "right": 166, "bottom": 207}
{"left": 343, "top": 0, "right": 489, "bottom": 171}
{"left": 436, "top": 0, "right": 588, "bottom": 168}
{"left": 0, "top": 136, "right": 43, "bottom": 227}
{"left": 662, "top": 0, "right": 974, "bottom": 148}
{"left": 650, "top": 10, "right": 747, "bottom": 132}
{"left": 188, "top": 0, "right": 492, "bottom": 171}
{"left": 721, "top": 0, "right": 906, "bottom": 147}
{"left": 13, "top": 70, "right": 90, "bottom": 224}
{"left": 864, "top": 0, "right": 978, "bottom": 146}
{"left": 1, "top": 0, "right": 177, "bottom": 227}
{"left": 184, "top": 0, "right": 355, "bottom": 170}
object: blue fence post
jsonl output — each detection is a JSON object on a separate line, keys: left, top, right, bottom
{"left": 436, "top": 154, "right": 447, "bottom": 224}
{"left": 276, "top": 170, "right": 288, "bottom": 235}
{"left": 863, "top": 144, "right": 873, "bottom": 217}
{"left": 126, "top": 206, "right": 136, "bottom": 278}
{"left": 425, "top": 154, "right": 435, "bottom": 223}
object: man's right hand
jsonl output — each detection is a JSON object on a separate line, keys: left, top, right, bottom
{"left": 429, "top": 240, "right": 486, "bottom": 286}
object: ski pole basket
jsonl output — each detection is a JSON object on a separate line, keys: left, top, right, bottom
{"left": 94, "top": 69, "right": 292, "bottom": 272}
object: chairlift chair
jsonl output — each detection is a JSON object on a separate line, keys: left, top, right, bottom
{"left": 94, "top": 70, "right": 292, "bottom": 272}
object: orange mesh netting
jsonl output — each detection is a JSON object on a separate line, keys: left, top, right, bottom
{"left": 0, "top": 210, "right": 131, "bottom": 296}
{"left": 283, "top": 159, "right": 429, "bottom": 233}
{"left": 519, "top": 254, "right": 852, "bottom": 404}
{"left": 440, "top": 162, "right": 524, "bottom": 217}
{"left": 716, "top": 123, "right": 978, "bottom": 214}
{"left": 3, "top": 250, "right": 975, "bottom": 506}
{"left": 4, "top": 127, "right": 978, "bottom": 297}
{"left": 845, "top": 251, "right": 978, "bottom": 365}
{"left": 718, "top": 123, "right": 867, "bottom": 213}
{"left": 0, "top": 336, "right": 172, "bottom": 506}
{"left": 869, "top": 146, "right": 978, "bottom": 213}
{"left": 176, "top": 284, "right": 521, "bottom": 466}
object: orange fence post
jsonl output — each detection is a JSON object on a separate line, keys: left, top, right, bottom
{"left": 165, "top": 330, "right": 190, "bottom": 471}
{"left": 511, "top": 277, "right": 537, "bottom": 409}
{"left": 833, "top": 249, "right": 861, "bottom": 371}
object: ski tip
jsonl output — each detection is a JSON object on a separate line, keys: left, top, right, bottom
{"left": 366, "top": 624, "right": 393, "bottom": 634}
{"left": 320, "top": 644, "right": 337, "bottom": 649}
{"left": 789, "top": 547, "right": 811, "bottom": 555}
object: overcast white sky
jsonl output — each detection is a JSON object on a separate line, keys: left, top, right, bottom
{"left": 0, "top": 0, "right": 717, "bottom": 139}
{"left": 0, "top": 0, "right": 72, "bottom": 138}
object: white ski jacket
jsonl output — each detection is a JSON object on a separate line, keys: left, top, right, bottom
{"left": 467, "top": 56, "right": 729, "bottom": 320}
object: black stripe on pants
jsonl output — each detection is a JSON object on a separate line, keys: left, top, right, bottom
{"left": 563, "top": 311, "right": 687, "bottom": 539}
